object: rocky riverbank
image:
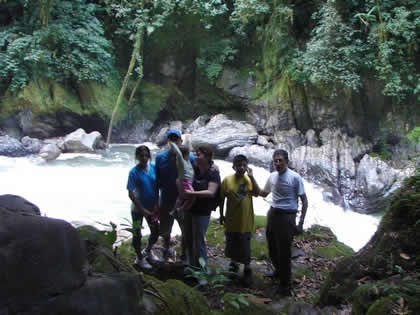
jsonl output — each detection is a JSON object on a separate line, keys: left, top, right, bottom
{"left": 2, "top": 171, "right": 419, "bottom": 314}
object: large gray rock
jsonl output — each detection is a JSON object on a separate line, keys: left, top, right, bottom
{"left": 21, "top": 136, "right": 42, "bottom": 154}
{"left": 191, "top": 114, "right": 258, "bottom": 156}
{"left": 273, "top": 128, "right": 305, "bottom": 153}
{"left": 35, "top": 273, "right": 143, "bottom": 315}
{"left": 0, "top": 135, "right": 26, "bottom": 157}
{"left": 0, "top": 209, "right": 87, "bottom": 310}
{"left": 0, "top": 196, "right": 144, "bottom": 315}
{"left": 39, "top": 143, "right": 62, "bottom": 161}
{"left": 185, "top": 115, "right": 210, "bottom": 134}
{"left": 63, "top": 128, "right": 104, "bottom": 153}
{"left": 114, "top": 120, "right": 153, "bottom": 144}
{"left": 290, "top": 129, "right": 376, "bottom": 211}
{"left": 349, "top": 154, "right": 414, "bottom": 212}
{"left": 0, "top": 194, "right": 40, "bottom": 216}
{"left": 18, "top": 109, "right": 59, "bottom": 139}
{"left": 289, "top": 128, "right": 416, "bottom": 212}
{"left": 228, "top": 145, "right": 274, "bottom": 169}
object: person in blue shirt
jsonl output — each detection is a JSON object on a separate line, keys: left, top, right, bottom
{"left": 155, "top": 129, "right": 194, "bottom": 262}
{"left": 127, "top": 145, "right": 161, "bottom": 269}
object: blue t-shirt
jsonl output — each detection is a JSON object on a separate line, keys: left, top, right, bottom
{"left": 126, "top": 163, "right": 157, "bottom": 210}
{"left": 155, "top": 149, "right": 194, "bottom": 206}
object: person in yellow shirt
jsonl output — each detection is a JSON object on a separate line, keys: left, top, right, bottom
{"left": 219, "top": 154, "right": 259, "bottom": 286}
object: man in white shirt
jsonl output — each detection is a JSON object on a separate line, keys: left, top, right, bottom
{"left": 256, "top": 149, "right": 308, "bottom": 295}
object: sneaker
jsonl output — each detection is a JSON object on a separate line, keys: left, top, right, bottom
{"left": 134, "top": 256, "right": 152, "bottom": 270}
{"left": 265, "top": 270, "right": 280, "bottom": 278}
{"left": 142, "top": 249, "right": 163, "bottom": 263}
{"left": 163, "top": 247, "right": 175, "bottom": 261}
{"left": 199, "top": 279, "right": 208, "bottom": 286}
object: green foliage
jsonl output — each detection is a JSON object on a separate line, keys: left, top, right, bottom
{"left": 185, "top": 257, "right": 231, "bottom": 289}
{"left": 196, "top": 39, "right": 237, "bottom": 83}
{"left": 221, "top": 292, "right": 255, "bottom": 310}
{"left": 234, "top": 0, "right": 419, "bottom": 103}
{"left": 407, "top": 127, "right": 420, "bottom": 145}
{"left": 297, "top": 0, "right": 366, "bottom": 95}
{"left": 372, "top": 3, "right": 420, "bottom": 102}
{"left": 0, "top": 0, "right": 114, "bottom": 92}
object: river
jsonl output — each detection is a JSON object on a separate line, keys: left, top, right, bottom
{"left": 0, "top": 144, "right": 380, "bottom": 251}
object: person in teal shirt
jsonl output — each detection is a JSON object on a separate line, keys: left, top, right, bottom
{"left": 127, "top": 145, "right": 161, "bottom": 269}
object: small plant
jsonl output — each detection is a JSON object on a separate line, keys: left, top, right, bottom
{"left": 185, "top": 257, "right": 231, "bottom": 289}
{"left": 222, "top": 292, "right": 255, "bottom": 310}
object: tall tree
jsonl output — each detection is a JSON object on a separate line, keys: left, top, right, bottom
{"left": 39, "top": 0, "right": 54, "bottom": 28}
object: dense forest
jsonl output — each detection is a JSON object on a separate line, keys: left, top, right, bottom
{"left": 0, "top": 0, "right": 419, "bottom": 145}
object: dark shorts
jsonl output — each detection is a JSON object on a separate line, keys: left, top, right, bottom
{"left": 225, "top": 232, "right": 251, "bottom": 265}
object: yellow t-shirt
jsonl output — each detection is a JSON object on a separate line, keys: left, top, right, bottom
{"left": 220, "top": 174, "right": 255, "bottom": 233}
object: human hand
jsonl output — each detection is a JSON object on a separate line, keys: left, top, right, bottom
{"left": 294, "top": 223, "right": 304, "bottom": 235}
{"left": 210, "top": 163, "right": 219, "bottom": 172}
{"left": 219, "top": 215, "right": 225, "bottom": 225}
{"left": 247, "top": 167, "right": 253, "bottom": 177}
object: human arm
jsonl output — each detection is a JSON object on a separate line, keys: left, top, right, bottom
{"left": 219, "top": 180, "right": 226, "bottom": 225}
{"left": 219, "top": 197, "right": 225, "bottom": 225}
{"left": 257, "top": 175, "right": 272, "bottom": 198}
{"left": 169, "top": 142, "right": 185, "bottom": 176}
{"left": 295, "top": 193, "right": 308, "bottom": 234}
{"left": 128, "top": 190, "right": 153, "bottom": 216}
{"left": 185, "top": 181, "right": 219, "bottom": 198}
{"left": 246, "top": 167, "right": 262, "bottom": 197}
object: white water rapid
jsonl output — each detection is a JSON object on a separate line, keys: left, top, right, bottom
{"left": 0, "top": 144, "right": 380, "bottom": 251}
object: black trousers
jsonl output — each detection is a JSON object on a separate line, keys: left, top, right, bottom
{"left": 131, "top": 210, "right": 159, "bottom": 258}
{"left": 266, "top": 207, "right": 297, "bottom": 286}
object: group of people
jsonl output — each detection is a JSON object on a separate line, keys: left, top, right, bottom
{"left": 126, "top": 129, "right": 308, "bottom": 295}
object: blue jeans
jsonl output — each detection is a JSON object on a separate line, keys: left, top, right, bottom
{"left": 184, "top": 212, "right": 210, "bottom": 267}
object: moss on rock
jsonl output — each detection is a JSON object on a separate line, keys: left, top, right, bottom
{"left": 352, "top": 276, "right": 420, "bottom": 315}
{"left": 319, "top": 173, "right": 420, "bottom": 307}
{"left": 143, "top": 275, "right": 213, "bottom": 315}
{"left": 315, "top": 240, "right": 354, "bottom": 259}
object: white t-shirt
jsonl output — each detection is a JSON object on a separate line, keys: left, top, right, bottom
{"left": 263, "top": 168, "right": 305, "bottom": 211}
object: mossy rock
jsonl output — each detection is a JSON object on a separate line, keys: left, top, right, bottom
{"left": 77, "top": 225, "right": 133, "bottom": 274}
{"left": 319, "top": 173, "right": 420, "bottom": 306}
{"left": 1, "top": 78, "right": 120, "bottom": 119}
{"left": 143, "top": 275, "right": 213, "bottom": 315}
{"left": 301, "top": 225, "right": 337, "bottom": 242}
{"left": 315, "top": 240, "right": 354, "bottom": 259}
{"left": 351, "top": 276, "right": 420, "bottom": 315}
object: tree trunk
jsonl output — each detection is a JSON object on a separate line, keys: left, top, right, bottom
{"left": 105, "top": 26, "right": 144, "bottom": 146}
{"left": 128, "top": 76, "right": 143, "bottom": 106}
{"left": 40, "top": 0, "right": 54, "bottom": 28}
